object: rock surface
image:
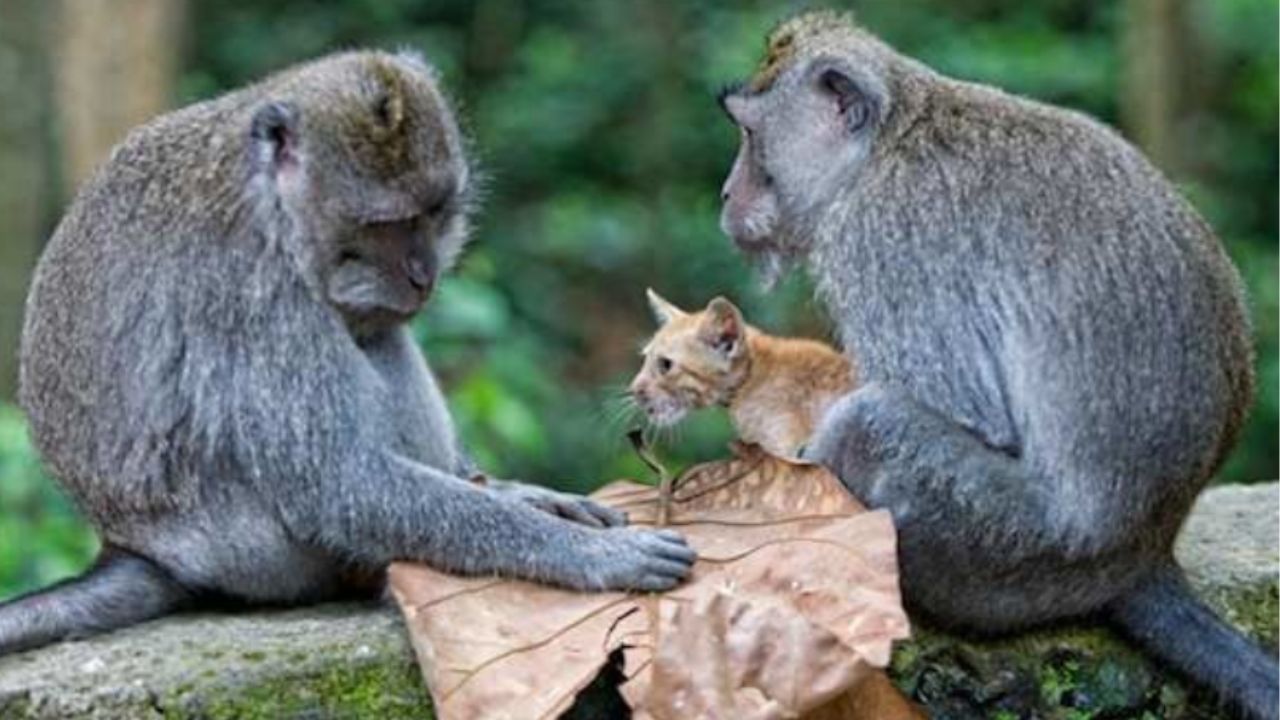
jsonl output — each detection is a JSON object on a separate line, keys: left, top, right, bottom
{"left": 0, "top": 603, "right": 427, "bottom": 719}
{"left": 0, "top": 483, "right": 1275, "bottom": 720}
{"left": 891, "top": 483, "right": 1279, "bottom": 720}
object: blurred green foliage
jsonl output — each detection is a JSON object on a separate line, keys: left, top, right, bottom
{"left": 0, "top": 406, "right": 98, "bottom": 596}
{"left": 3, "top": 0, "right": 1275, "bottom": 599}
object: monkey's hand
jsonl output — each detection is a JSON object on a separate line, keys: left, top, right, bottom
{"left": 558, "top": 527, "right": 696, "bottom": 592}
{"left": 805, "top": 383, "right": 897, "bottom": 501}
{"left": 484, "top": 478, "right": 627, "bottom": 528}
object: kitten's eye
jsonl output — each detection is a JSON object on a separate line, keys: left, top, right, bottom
{"left": 657, "top": 357, "right": 673, "bottom": 374}
{"left": 338, "top": 250, "right": 361, "bottom": 264}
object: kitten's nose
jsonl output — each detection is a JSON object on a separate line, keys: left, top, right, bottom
{"left": 629, "top": 381, "right": 646, "bottom": 402}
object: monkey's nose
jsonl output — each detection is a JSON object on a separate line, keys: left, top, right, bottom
{"left": 404, "top": 256, "right": 434, "bottom": 294}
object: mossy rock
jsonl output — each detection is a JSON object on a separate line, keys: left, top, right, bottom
{"left": 890, "top": 483, "right": 1279, "bottom": 720}
{"left": 1, "top": 484, "right": 1274, "bottom": 719}
{"left": 0, "top": 603, "right": 430, "bottom": 719}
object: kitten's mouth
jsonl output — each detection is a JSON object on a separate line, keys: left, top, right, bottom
{"left": 642, "top": 402, "right": 688, "bottom": 428}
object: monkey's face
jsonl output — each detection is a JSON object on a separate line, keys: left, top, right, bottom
{"left": 324, "top": 215, "right": 443, "bottom": 325}
{"left": 718, "top": 41, "right": 887, "bottom": 264}
{"left": 248, "top": 51, "right": 473, "bottom": 331}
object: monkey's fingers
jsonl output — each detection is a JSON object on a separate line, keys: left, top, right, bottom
{"left": 549, "top": 498, "right": 608, "bottom": 528}
{"left": 631, "top": 531, "right": 696, "bottom": 590}
{"left": 580, "top": 528, "right": 696, "bottom": 592}
{"left": 648, "top": 529, "right": 697, "bottom": 563}
{"left": 633, "top": 573, "right": 685, "bottom": 592}
{"left": 574, "top": 498, "right": 627, "bottom": 527}
{"left": 530, "top": 489, "right": 626, "bottom": 528}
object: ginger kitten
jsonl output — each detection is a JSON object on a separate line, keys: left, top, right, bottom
{"left": 629, "top": 289, "right": 855, "bottom": 458}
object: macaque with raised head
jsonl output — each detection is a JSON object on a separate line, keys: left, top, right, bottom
{"left": 717, "top": 11, "right": 1275, "bottom": 719}
{"left": 0, "top": 50, "right": 693, "bottom": 655}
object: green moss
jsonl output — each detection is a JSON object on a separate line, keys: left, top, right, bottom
{"left": 1207, "top": 581, "right": 1280, "bottom": 648}
{"left": 889, "top": 623, "right": 1242, "bottom": 719}
{"left": 155, "top": 654, "right": 431, "bottom": 720}
{"left": 890, "top": 571, "right": 1280, "bottom": 717}
{"left": 0, "top": 697, "right": 34, "bottom": 719}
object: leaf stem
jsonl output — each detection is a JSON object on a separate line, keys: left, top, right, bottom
{"left": 628, "top": 429, "right": 674, "bottom": 526}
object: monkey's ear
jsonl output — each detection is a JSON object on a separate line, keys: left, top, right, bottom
{"left": 817, "top": 66, "right": 874, "bottom": 133}
{"left": 700, "top": 297, "right": 745, "bottom": 358}
{"left": 250, "top": 101, "right": 300, "bottom": 172}
{"left": 647, "top": 288, "right": 685, "bottom": 325}
{"left": 718, "top": 88, "right": 757, "bottom": 127}
{"left": 395, "top": 48, "right": 434, "bottom": 75}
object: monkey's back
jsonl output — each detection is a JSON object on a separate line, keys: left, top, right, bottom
{"left": 821, "top": 75, "right": 1254, "bottom": 530}
{"left": 17, "top": 83, "right": 274, "bottom": 527}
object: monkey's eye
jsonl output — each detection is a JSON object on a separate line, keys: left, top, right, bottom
{"left": 657, "top": 357, "right": 673, "bottom": 374}
{"left": 363, "top": 217, "right": 419, "bottom": 240}
{"left": 426, "top": 197, "right": 450, "bottom": 217}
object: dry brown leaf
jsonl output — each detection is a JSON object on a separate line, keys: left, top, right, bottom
{"left": 389, "top": 443, "right": 915, "bottom": 720}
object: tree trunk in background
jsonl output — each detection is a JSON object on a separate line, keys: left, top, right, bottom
{"left": 1121, "top": 0, "right": 1188, "bottom": 175}
{"left": 0, "top": 0, "right": 54, "bottom": 400}
{"left": 53, "top": 0, "right": 186, "bottom": 190}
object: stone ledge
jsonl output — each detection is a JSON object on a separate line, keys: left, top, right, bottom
{"left": 891, "top": 483, "right": 1279, "bottom": 719}
{"left": 0, "top": 483, "right": 1275, "bottom": 720}
{"left": 0, "top": 603, "right": 427, "bottom": 719}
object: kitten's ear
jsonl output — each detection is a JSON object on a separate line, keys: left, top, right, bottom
{"left": 646, "top": 288, "right": 685, "bottom": 325}
{"left": 701, "top": 297, "right": 745, "bottom": 358}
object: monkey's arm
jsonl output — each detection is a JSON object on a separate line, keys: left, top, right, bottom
{"left": 808, "top": 383, "right": 1054, "bottom": 530}
{"left": 451, "top": 442, "right": 625, "bottom": 528}
{"left": 483, "top": 478, "right": 626, "bottom": 527}
{"left": 282, "top": 451, "right": 684, "bottom": 590}
{"left": 805, "top": 384, "right": 1067, "bottom": 599}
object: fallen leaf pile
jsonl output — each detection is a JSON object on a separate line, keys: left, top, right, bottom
{"left": 388, "top": 442, "right": 916, "bottom": 719}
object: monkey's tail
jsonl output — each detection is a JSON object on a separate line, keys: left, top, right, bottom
{"left": 1110, "top": 562, "right": 1279, "bottom": 720}
{"left": 0, "top": 546, "right": 189, "bottom": 656}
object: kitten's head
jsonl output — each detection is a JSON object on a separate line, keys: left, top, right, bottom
{"left": 629, "top": 289, "right": 750, "bottom": 426}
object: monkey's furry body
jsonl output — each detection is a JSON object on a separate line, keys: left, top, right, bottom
{"left": 718, "top": 12, "right": 1275, "bottom": 719}
{"left": 2, "top": 50, "right": 693, "bottom": 656}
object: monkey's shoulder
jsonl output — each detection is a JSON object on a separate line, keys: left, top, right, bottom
{"left": 892, "top": 80, "right": 1145, "bottom": 177}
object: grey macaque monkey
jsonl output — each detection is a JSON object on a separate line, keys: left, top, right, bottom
{"left": 1, "top": 50, "right": 693, "bottom": 655}
{"left": 717, "top": 12, "right": 1275, "bottom": 719}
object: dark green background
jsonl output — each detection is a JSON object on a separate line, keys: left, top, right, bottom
{"left": 2, "top": 0, "right": 1275, "bottom": 599}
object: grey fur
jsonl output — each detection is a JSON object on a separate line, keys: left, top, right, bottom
{"left": 3, "top": 50, "right": 692, "bottom": 654}
{"left": 720, "top": 12, "right": 1274, "bottom": 719}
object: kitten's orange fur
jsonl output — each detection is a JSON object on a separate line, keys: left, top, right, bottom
{"left": 629, "top": 289, "right": 855, "bottom": 457}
